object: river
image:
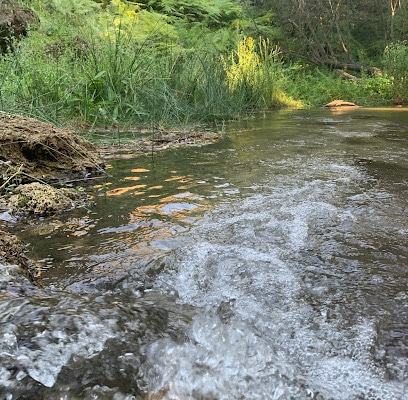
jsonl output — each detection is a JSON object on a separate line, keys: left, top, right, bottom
{"left": 1, "top": 108, "right": 407, "bottom": 399}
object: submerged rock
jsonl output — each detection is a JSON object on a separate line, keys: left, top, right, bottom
{"left": 0, "top": 230, "right": 38, "bottom": 282}
{"left": 0, "top": 182, "right": 90, "bottom": 215}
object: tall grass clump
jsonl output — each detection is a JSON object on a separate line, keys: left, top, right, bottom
{"left": 0, "top": 0, "right": 101, "bottom": 123}
{"left": 0, "top": 44, "right": 82, "bottom": 123}
{"left": 0, "top": 0, "right": 291, "bottom": 129}
{"left": 223, "top": 36, "right": 299, "bottom": 111}
{"left": 75, "top": 32, "right": 292, "bottom": 125}
{"left": 72, "top": 33, "right": 244, "bottom": 126}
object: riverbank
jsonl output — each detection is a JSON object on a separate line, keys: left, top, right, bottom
{"left": 0, "top": 113, "right": 223, "bottom": 283}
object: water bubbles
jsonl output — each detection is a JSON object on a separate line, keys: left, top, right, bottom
{"left": 140, "top": 313, "right": 308, "bottom": 400}
{"left": 143, "top": 153, "right": 407, "bottom": 399}
{"left": 2, "top": 109, "right": 407, "bottom": 399}
{"left": 0, "top": 294, "right": 116, "bottom": 390}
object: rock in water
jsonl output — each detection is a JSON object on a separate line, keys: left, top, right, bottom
{"left": 324, "top": 99, "right": 358, "bottom": 108}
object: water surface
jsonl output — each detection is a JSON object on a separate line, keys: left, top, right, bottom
{"left": 1, "top": 108, "right": 407, "bottom": 399}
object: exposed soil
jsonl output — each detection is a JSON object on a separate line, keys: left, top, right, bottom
{"left": 0, "top": 113, "right": 106, "bottom": 278}
{"left": 0, "top": 112, "right": 105, "bottom": 184}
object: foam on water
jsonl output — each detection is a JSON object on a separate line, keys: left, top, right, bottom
{"left": 0, "top": 278, "right": 116, "bottom": 390}
{"left": 141, "top": 158, "right": 407, "bottom": 399}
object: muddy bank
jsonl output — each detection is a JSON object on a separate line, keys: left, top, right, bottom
{"left": 0, "top": 113, "right": 106, "bottom": 278}
{"left": 0, "top": 112, "right": 106, "bottom": 215}
{"left": 0, "top": 113, "right": 222, "bottom": 280}
{"left": 0, "top": 113, "right": 105, "bottom": 183}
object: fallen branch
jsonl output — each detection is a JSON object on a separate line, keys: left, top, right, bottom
{"left": 335, "top": 69, "right": 361, "bottom": 81}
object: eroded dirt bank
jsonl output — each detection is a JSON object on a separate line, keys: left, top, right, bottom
{"left": 0, "top": 113, "right": 107, "bottom": 280}
{"left": 0, "top": 113, "right": 222, "bottom": 281}
{"left": 0, "top": 113, "right": 105, "bottom": 183}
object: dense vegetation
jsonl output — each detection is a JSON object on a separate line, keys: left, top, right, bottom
{"left": 1, "top": 0, "right": 408, "bottom": 129}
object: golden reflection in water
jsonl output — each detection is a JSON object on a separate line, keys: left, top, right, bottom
{"left": 129, "top": 192, "right": 207, "bottom": 221}
{"left": 164, "top": 175, "right": 185, "bottom": 182}
{"left": 326, "top": 106, "right": 360, "bottom": 114}
{"left": 177, "top": 184, "right": 196, "bottom": 190}
{"left": 124, "top": 176, "right": 141, "bottom": 181}
{"left": 163, "top": 175, "right": 193, "bottom": 188}
{"left": 130, "top": 168, "right": 150, "bottom": 173}
{"left": 93, "top": 182, "right": 112, "bottom": 189}
{"left": 107, "top": 184, "right": 146, "bottom": 196}
{"left": 159, "top": 195, "right": 180, "bottom": 203}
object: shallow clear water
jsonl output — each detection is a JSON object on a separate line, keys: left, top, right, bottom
{"left": 1, "top": 108, "right": 407, "bottom": 399}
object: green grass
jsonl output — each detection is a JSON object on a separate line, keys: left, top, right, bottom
{"left": 0, "top": 0, "right": 296, "bottom": 131}
{"left": 283, "top": 64, "right": 394, "bottom": 107}
{"left": 0, "top": 0, "right": 401, "bottom": 136}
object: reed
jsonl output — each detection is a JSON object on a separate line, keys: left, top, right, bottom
{"left": 0, "top": 6, "right": 289, "bottom": 130}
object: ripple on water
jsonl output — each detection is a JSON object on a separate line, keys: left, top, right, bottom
{"left": 141, "top": 158, "right": 407, "bottom": 399}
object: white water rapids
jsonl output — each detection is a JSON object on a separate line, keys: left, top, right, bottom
{"left": 139, "top": 156, "right": 407, "bottom": 399}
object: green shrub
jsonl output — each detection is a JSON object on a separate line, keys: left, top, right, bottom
{"left": 283, "top": 65, "right": 393, "bottom": 107}
{"left": 223, "top": 36, "right": 297, "bottom": 110}
{"left": 383, "top": 41, "right": 408, "bottom": 104}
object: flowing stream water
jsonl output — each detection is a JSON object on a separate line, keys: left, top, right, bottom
{"left": 1, "top": 108, "right": 407, "bottom": 399}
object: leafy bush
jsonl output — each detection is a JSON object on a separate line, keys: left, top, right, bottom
{"left": 383, "top": 41, "right": 408, "bottom": 104}
{"left": 283, "top": 65, "right": 393, "bottom": 107}
{"left": 4, "top": 0, "right": 408, "bottom": 134}
{"left": 1, "top": 0, "right": 294, "bottom": 128}
{"left": 223, "top": 36, "right": 297, "bottom": 110}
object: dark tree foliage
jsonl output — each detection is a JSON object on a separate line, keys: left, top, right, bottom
{"left": 260, "top": 0, "right": 408, "bottom": 69}
{"left": 91, "top": 0, "right": 408, "bottom": 69}
{"left": 131, "top": 0, "right": 242, "bottom": 27}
